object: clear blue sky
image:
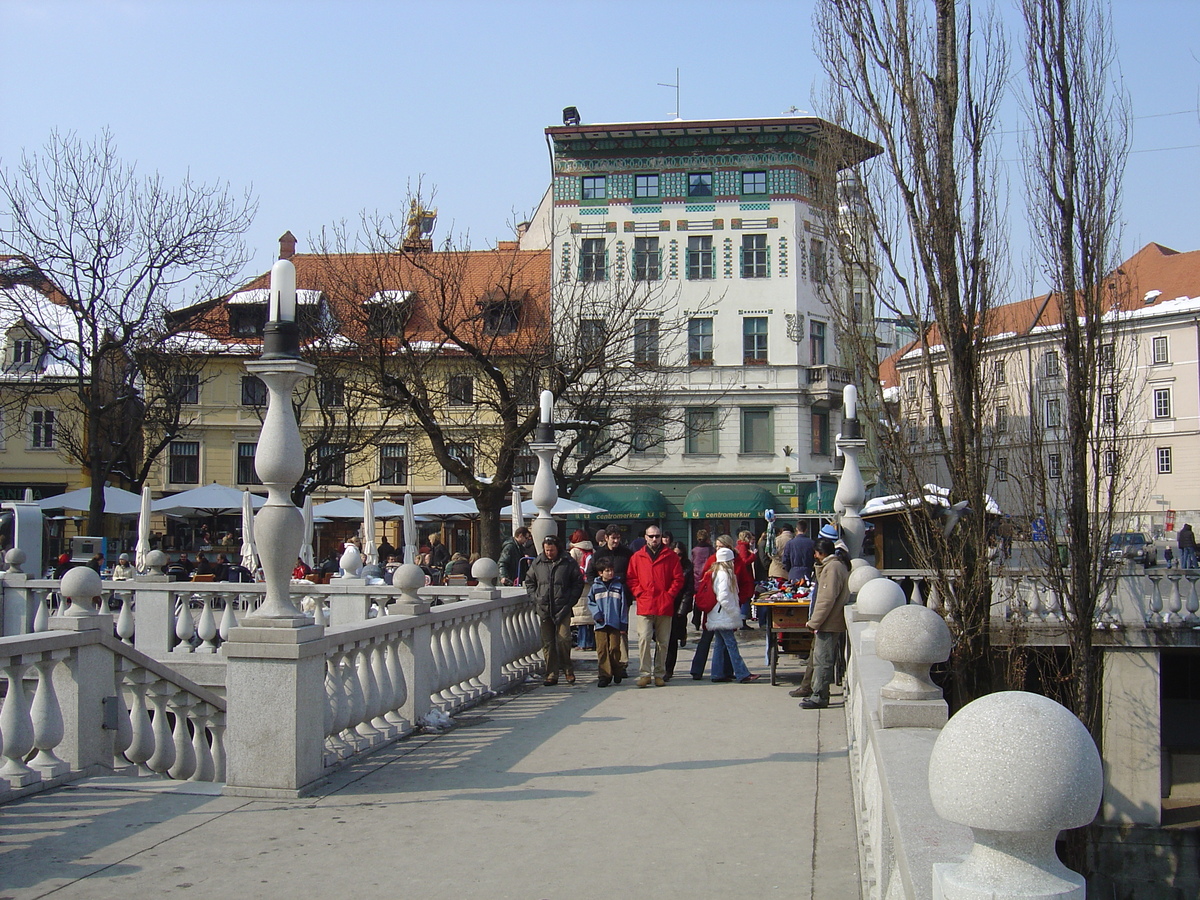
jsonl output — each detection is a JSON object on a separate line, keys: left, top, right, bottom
{"left": 3, "top": 0, "right": 1198, "bottom": 296}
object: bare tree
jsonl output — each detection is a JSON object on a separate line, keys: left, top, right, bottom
{"left": 0, "top": 129, "right": 256, "bottom": 533}
{"left": 815, "top": 0, "right": 1011, "bottom": 705}
{"left": 1017, "top": 0, "right": 1131, "bottom": 736}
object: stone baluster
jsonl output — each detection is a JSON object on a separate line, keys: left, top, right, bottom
{"left": 384, "top": 634, "right": 408, "bottom": 732}
{"left": 369, "top": 639, "right": 395, "bottom": 738}
{"left": 218, "top": 592, "right": 238, "bottom": 643}
{"left": 1006, "top": 573, "right": 1025, "bottom": 622}
{"left": 465, "top": 617, "right": 487, "bottom": 697}
{"left": 110, "top": 657, "right": 134, "bottom": 773}
{"left": 123, "top": 668, "right": 156, "bottom": 772}
{"left": 32, "top": 588, "right": 49, "bottom": 633}
{"left": 875, "top": 604, "right": 952, "bottom": 728}
{"left": 910, "top": 578, "right": 925, "bottom": 607}
{"left": 354, "top": 641, "right": 383, "bottom": 744}
{"left": 190, "top": 702, "right": 215, "bottom": 782}
{"left": 929, "top": 690, "right": 1101, "bottom": 900}
{"left": 1043, "top": 587, "right": 1062, "bottom": 623}
{"left": 167, "top": 693, "right": 197, "bottom": 780}
{"left": 145, "top": 680, "right": 177, "bottom": 775}
{"left": 0, "top": 656, "right": 38, "bottom": 786}
{"left": 342, "top": 645, "right": 369, "bottom": 750}
{"left": 1146, "top": 571, "right": 1164, "bottom": 626}
{"left": 195, "top": 593, "right": 219, "bottom": 652}
{"left": 208, "top": 711, "right": 227, "bottom": 783}
{"left": 174, "top": 593, "right": 196, "bottom": 652}
{"left": 1166, "top": 572, "right": 1183, "bottom": 625}
{"left": 1028, "top": 585, "right": 1045, "bottom": 623}
{"left": 29, "top": 650, "right": 69, "bottom": 779}
{"left": 447, "top": 619, "right": 471, "bottom": 705}
{"left": 115, "top": 591, "right": 135, "bottom": 644}
{"left": 1185, "top": 571, "right": 1200, "bottom": 624}
{"left": 325, "top": 649, "right": 352, "bottom": 760}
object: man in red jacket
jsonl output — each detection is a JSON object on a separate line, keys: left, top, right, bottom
{"left": 626, "top": 526, "right": 684, "bottom": 687}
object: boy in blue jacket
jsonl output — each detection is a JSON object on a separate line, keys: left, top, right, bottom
{"left": 586, "top": 562, "right": 629, "bottom": 687}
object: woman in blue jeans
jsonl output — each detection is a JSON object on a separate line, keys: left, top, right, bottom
{"left": 697, "top": 548, "right": 758, "bottom": 683}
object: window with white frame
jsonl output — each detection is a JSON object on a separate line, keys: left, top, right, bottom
{"left": 448, "top": 375, "right": 474, "bottom": 406}
{"left": 11, "top": 337, "right": 39, "bottom": 368}
{"left": 1044, "top": 396, "right": 1062, "bottom": 429}
{"left": 1153, "top": 386, "right": 1172, "bottom": 419}
{"left": 379, "top": 444, "right": 408, "bottom": 485}
{"left": 237, "top": 442, "right": 262, "bottom": 484}
{"left": 1099, "top": 343, "right": 1115, "bottom": 370}
{"left": 688, "top": 317, "right": 713, "bottom": 364}
{"left": 317, "top": 444, "right": 346, "bottom": 486}
{"left": 995, "top": 405, "right": 1008, "bottom": 434}
{"left": 994, "top": 359, "right": 1006, "bottom": 385}
{"left": 169, "top": 440, "right": 200, "bottom": 484}
{"left": 241, "top": 375, "right": 267, "bottom": 407}
{"left": 633, "top": 318, "right": 660, "bottom": 366}
{"left": 579, "top": 318, "right": 607, "bottom": 366}
{"left": 686, "top": 236, "right": 714, "bottom": 280}
{"left": 1043, "top": 350, "right": 1060, "bottom": 378}
{"left": 631, "top": 407, "right": 665, "bottom": 454}
{"left": 1103, "top": 449, "right": 1119, "bottom": 477}
{"left": 513, "top": 449, "right": 537, "bottom": 484}
{"left": 1157, "top": 447, "right": 1173, "bottom": 474}
{"left": 30, "top": 409, "right": 55, "bottom": 449}
{"left": 445, "top": 442, "right": 474, "bottom": 486}
{"left": 580, "top": 238, "right": 606, "bottom": 282}
{"left": 633, "top": 236, "right": 661, "bottom": 281}
{"left": 997, "top": 456, "right": 1008, "bottom": 482}
{"left": 740, "top": 408, "right": 773, "bottom": 454}
{"left": 1048, "top": 453, "right": 1062, "bottom": 480}
{"left": 1101, "top": 393, "right": 1117, "bottom": 425}
{"left": 810, "top": 320, "right": 827, "bottom": 366}
{"left": 743, "top": 317, "right": 768, "bottom": 364}
{"left": 1152, "top": 336, "right": 1169, "bottom": 365}
{"left": 741, "top": 234, "right": 768, "bottom": 278}
{"left": 174, "top": 373, "right": 199, "bottom": 405}
{"left": 317, "top": 377, "right": 345, "bottom": 408}
{"left": 685, "top": 408, "right": 718, "bottom": 455}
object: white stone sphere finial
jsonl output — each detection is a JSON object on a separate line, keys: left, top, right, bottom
{"left": 855, "top": 577, "right": 906, "bottom": 640}
{"left": 929, "top": 691, "right": 1102, "bottom": 899}
{"left": 5, "top": 547, "right": 26, "bottom": 574}
{"left": 340, "top": 543, "right": 363, "bottom": 578}
{"left": 875, "top": 604, "right": 951, "bottom": 700}
{"left": 60, "top": 566, "right": 103, "bottom": 617}
{"left": 848, "top": 563, "right": 882, "bottom": 595}
{"left": 472, "top": 557, "right": 499, "bottom": 589}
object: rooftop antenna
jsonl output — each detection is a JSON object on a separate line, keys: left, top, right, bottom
{"left": 658, "top": 68, "right": 680, "bottom": 120}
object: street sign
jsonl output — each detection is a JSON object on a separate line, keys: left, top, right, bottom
{"left": 777, "top": 483, "right": 798, "bottom": 496}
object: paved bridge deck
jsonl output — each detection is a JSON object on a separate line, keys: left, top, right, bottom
{"left": 0, "top": 631, "right": 859, "bottom": 900}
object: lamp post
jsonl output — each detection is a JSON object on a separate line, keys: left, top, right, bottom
{"left": 244, "top": 258, "right": 315, "bottom": 620}
{"left": 529, "top": 390, "right": 560, "bottom": 547}
{"left": 835, "top": 384, "right": 868, "bottom": 560}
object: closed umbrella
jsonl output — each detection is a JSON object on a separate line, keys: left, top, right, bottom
{"left": 403, "top": 493, "right": 417, "bottom": 565}
{"left": 135, "top": 486, "right": 153, "bottom": 573}
{"left": 240, "top": 491, "right": 258, "bottom": 574}
{"left": 301, "top": 495, "right": 314, "bottom": 568}
{"left": 363, "top": 488, "right": 377, "bottom": 566}
{"left": 511, "top": 487, "right": 525, "bottom": 534}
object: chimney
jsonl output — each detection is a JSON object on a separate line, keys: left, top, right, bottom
{"left": 279, "top": 231, "right": 297, "bottom": 260}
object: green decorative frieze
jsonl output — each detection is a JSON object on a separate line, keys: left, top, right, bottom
{"left": 668, "top": 239, "right": 679, "bottom": 279}
{"left": 632, "top": 205, "right": 662, "bottom": 214}
{"left": 778, "top": 236, "right": 789, "bottom": 277}
{"left": 740, "top": 202, "right": 770, "bottom": 211}
{"left": 723, "top": 237, "right": 734, "bottom": 279}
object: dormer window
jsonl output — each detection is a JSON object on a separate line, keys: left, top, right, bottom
{"left": 365, "top": 291, "right": 414, "bottom": 338}
{"left": 9, "top": 337, "right": 40, "bottom": 369}
{"left": 480, "top": 289, "right": 524, "bottom": 336}
{"left": 228, "top": 302, "right": 267, "bottom": 337}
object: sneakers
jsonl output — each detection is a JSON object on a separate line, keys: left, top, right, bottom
{"left": 738, "top": 674, "right": 761, "bottom": 684}
{"left": 654, "top": 677, "right": 666, "bottom": 687}
{"left": 800, "top": 697, "right": 828, "bottom": 709}
{"left": 789, "top": 686, "right": 812, "bottom": 698}
{"left": 636, "top": 676, "right": 652, "bottom": 688}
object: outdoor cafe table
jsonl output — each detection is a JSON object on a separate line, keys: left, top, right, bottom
{"left": 753, "top": 598, "right": 811, "bottom": 685}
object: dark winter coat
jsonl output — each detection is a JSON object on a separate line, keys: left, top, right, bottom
{"left": 524, "top": 553, "right": 585, "bottom": 624}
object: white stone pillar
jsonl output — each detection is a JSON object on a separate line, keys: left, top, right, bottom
{"left": 1101, "top": 649, "right": 1161, "bottom": 825}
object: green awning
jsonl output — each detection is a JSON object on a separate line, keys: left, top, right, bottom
{"left": 571, "top": 484, "right": 668, "bottom": 520}
{"left": 682, "top": 483, "right": 778, "bottom": 520}
{"left": 804, "top": 484, "right": 837, "bottom": 514}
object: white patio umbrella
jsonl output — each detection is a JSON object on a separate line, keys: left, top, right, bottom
{"left": 39, "top": 485, "right": 143, "bottom": 517}
{"left": 362, "top": 488, "right": 377, "bottom": 566}
{"left": 410, "top": 494, "right": 479, "bottom": 519}
{"left": 135, "top": 486, "right": 153, "bottom": 573}
{"left": 500, "top": 497, "right": 609, "bottom": 517}
{"left": 154, "top": 483, "right": 265, "bottom": 517}
{"left": 403, "top": 493, "right": 417, "bottom": 565}
{"left": 311, "top": 497, "right": 409, "bottom": 520}
{"left": 511, "top": 487, "right": 525, "bottom": 533}
{"left": 300, "top": 495, "right": 315, "bottom": 568}
{"left": 240, "top": 491, "right": 258, "bottom": 574}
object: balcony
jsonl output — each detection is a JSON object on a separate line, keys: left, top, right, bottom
{"left": 801, "top": 364, "right": 854, "bottom": 406}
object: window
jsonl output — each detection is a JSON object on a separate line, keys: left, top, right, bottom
{"left": 633, "top": 318, "right": 660, "bottom": 366}
{"left": 1099, "top": 343, "right": 1115, "bottom": 370}
{"left": 811, "top": 410, "right": 830, "bottom": 455}
{"left": 1152, "top": 336, "right": 1169, "bottom": 365}
{"left": 446, "top": 442, "right": 474, "bottom": 486}
{"left": 1044, "top": 396, "right": 1061, "bottom": 429}
{"left": 513, "top": 449, "right": 537, "bottom": 484}
{"left": 317, "top": 444, "right": 346, "bottom": 486}
{"left": 635, "top": 174, "right": 659, "bottom": 198}
{"left": 743, "top": 317, "right": 768, "bottom": 364}
{"left": 686, "top": 235, "right": 714, "bottom": 280}
{"left": 579, "top": 318, "right": 607, "bottom": 366}
{"left": 1048, "top": 453, "right": 1062, "bottom": 480}
{"left": 633, "top": 236, "right": 661, "bottom": 281}
{"left": 515, "top": 372, "right": 538, "bottom": 406}
{"left": 905, "top": 420, "right": 919, "bottom": 443}
{"left": 1158, "top": 447, "right": 1173, "bottom": 475}
{"left": 11, "top": 338, "right": 38, "bottom": 368}
{"left": 581, "top": 175, "right": 606, "bottom": 201}
{"left": 380, "top": 444, "right": 409, "bottom": 485}
{"left": 174, "top": 373, "right": 199, "bottom": 405}
{"left": 1154, "top": 386, "right": 1172, "bottom": 419}
{"left": 580, "top": 238, "right": 606, "bottom": 282}
{"left": 317, "top": 377, "right": 345, "bottom": 408}
{"left": 994, "top": 360, "right": 1006, "bottom": 385}
{"left": 995, "top": 405, "right": 1008, "bottom": 434}
{"left": 241, "top": 375, "right": 267, "bottom": 407}
{"left": 1101, "top": 393, "right": 1117, "bottom": 425}
{"left": 685, "top": 408, "right": 718, "bottom": 455}
{"left": 229, "top": 304, "right": 267, "bottom": 337}
{"left": 810, "top": 239, "right": 826, "bottom": 283}
{"left": 741, "top": 408, "right": 772, "bottom": 454}
{"left": 1043, "top": 350, "right": 1060, "bottom": 378}
{"left": 576, "top": 406, "right": 609, "bottom": 458}
{"left": 688, "top": 317, "right": 713, "bottom": 364}
{"left": 30, "top": 409, "right": 55, "bottom": 449}
{"left": 906, "top": 376, "right": 917, "bottom": 396}
{"left": 997, "top": 456, "right": 1008, "bottom": 482}
{"left": 631, "top": 407, "right": 665, "bottom": 454}
{"left": 169, "top": 441, "right": 200, "bottom": 484}
{"left": 688, "top": 172, "right": 713, "bottom": 197}
{"left": 449, "top": 375, "right": 474, "bottom": 406}
{"left": 1103, "top": 449, "right": 1119, "bottom": 477}
{"left": 237, "top": 442, "right": 262, "bottom": 485}
{"left": 741, "top": 234, "right": 768, "bottom": 278}
{"left": 810, "top": 320, "right": 826, "bottom": 365}
{"left": 742, "top": 171, "right": 767, "bottom": 195}
{"left": 482, "top": 299, "right": 520, "bottom": 335}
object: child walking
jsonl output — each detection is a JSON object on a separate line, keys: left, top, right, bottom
{"left": 586, "top": 561, "right": 628, "bottom": 687}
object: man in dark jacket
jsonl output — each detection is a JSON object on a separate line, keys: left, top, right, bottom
{"left": 781, "top": 521, "right": 815, "bottom": 582}
{"left": 524, "top": 534, "right": 584, "bottom": 686}
{"left": 498, "top": 526, "right": 533, "bottom": 585}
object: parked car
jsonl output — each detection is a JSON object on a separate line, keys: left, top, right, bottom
{"left": 1106, "top": 532, "right": 1157, "bottom": 567}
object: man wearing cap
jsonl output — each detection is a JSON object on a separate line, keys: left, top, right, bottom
{"left": 626, "top": 525, "right": 685, "bottom": 687}
{"left": 523, "top": 534, "right": 585, "bottom": 686}
{"left": 781, "top": 521, "right": 816, "bottom": 582}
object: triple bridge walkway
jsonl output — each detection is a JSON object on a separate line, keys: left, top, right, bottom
{"left": 0, "top": 628, "right": 860, "bottom": 900}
